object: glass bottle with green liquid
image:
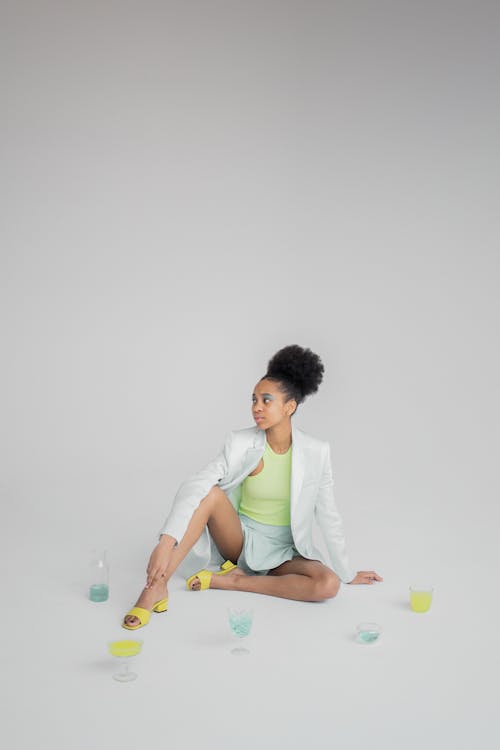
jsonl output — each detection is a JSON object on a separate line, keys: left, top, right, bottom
{"left": 89, "top": 550, "right": 109, "bottom": 602}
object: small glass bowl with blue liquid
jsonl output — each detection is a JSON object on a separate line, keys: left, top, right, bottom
{"left": 228, "top": 607, "right": 254, "bottom": 655}
{"left": 356, "top": 622, "right": 382, "bottom": 645}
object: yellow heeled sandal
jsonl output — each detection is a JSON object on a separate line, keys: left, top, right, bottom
{"left": 186, "top": 560, "right": 237, "bottom": 591}
{"left": 122, "top": 597, "right": 168, "bottom": 630}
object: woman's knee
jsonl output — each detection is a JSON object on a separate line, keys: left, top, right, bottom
{"left": 314, "top": 570, "right": 340, "bottom": 601}
{"left": 201, "top": 485, "right": 225, "bottom": 509}
{"left": 200, "top": 485, "right": 233, "bottom": 519}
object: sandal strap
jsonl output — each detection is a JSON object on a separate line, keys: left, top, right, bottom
{"left": 124, "top": 606, "right": 150, "bottom": 625}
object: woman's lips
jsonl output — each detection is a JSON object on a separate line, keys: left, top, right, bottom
{"left": 254, "top": 416, "right": 264, "bottom": 423}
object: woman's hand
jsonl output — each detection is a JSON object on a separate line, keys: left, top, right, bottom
{"left": 145, "top": 535, "right": 177, "bottom": 588}
{"left": 349, "top": 570, "right": 384, "bottom": 585}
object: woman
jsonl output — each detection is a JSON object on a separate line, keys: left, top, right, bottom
{"left": 123, "top": 345, "right": 382, "bottom": 629}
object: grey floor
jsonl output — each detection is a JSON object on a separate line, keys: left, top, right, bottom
{"left": 3, "top": 489, "right": 497, "bottom": 750}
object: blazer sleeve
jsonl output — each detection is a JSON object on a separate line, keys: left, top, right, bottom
{"left": 314, "top": 443, "right": 356, "bottom": 583}
{"left": 158, "top": 433, "right": 232, "bottom": 543}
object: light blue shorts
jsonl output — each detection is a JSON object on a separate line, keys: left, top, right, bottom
{"left": 237, "top": 513, "right": 300, "bottom": 575}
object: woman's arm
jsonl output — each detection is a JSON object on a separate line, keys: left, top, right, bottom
{"left": 315, "top": 442, "right": 383, "bottom": 585}
{"left": 157, "top": 432, "right": 233, "bottom": 545}
{"left": 145, "top": 533, "right": 177, "bottom": 588}
{"left": 314, "top": 442, "right": 357, "bottom": 583}
{"left": 143, "top": 433, "right": 234, "bottom": 588}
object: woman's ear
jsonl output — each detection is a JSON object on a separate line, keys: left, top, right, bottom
{"left": 287, "top": 400, "right": 297, "bottom": 417}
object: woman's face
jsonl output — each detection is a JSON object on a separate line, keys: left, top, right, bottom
{"left": 251, "top": 378, "right": 296, "bottom": 430}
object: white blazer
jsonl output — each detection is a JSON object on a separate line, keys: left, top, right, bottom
{"left": 159, "top": 424, "right": 356, "bottom": 583}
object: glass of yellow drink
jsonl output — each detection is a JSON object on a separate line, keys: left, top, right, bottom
{"left": 409, "top": 585, "right": 434, "bottom": 613}
{"left": 108, "top": 639, "right": 143, "bottom": 681}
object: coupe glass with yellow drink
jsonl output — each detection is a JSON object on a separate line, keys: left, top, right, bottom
{"left": 108, "top": 639, "right": 143, "bottom": 681}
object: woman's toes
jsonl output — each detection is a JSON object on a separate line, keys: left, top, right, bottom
{"left": 190, "top": 577, "right": 201, "bottom": 590}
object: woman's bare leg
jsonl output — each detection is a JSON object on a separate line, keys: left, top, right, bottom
{"left": 167, "top": 486, "right": 243, "bottom": 580}
{"left": 124, "top": 486, "right": 242, "bottom": 625}
{"left": 208, "top": 557, "right": 340, "bottom": 602}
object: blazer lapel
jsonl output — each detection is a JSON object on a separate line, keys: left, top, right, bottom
{"left": 231, "top": 429, "right": 266, "bottom": 488}
{"left": 290, "top": 424, "right": 305, "bottom": 516}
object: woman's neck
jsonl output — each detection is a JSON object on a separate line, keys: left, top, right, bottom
{"left": 265, "top": 423, "right": 292, "bottom": 454}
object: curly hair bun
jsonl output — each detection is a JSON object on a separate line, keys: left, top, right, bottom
{"left": 265, "top": 345, "right": 324, "bottom": 402}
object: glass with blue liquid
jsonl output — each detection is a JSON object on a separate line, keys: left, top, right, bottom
{"left": 228, "top": 607, "right": 254, "bottom": 655}
{"left": 356, "top": 622, "right": 382, "bottom": 644}
{"left": 88, "top": 550, "right": 109, "bottom": 602}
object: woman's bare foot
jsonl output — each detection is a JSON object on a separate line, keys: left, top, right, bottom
{"left": 123, "top": 580, "right": 168, "bottom": 628}
{"left": 189, "top": 566, "right": 247, "bottom": 591}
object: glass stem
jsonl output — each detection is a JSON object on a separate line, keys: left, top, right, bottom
{"left": 120, "top": 659, "right": 129, "bottom": 677}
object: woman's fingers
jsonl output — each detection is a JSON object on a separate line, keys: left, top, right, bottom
{"left": 145, "top": 544, "right": 172, "bottom": 588}
{"left": 146, "top": 566, "right": 159, "bottom": 588}
{"left": 145, "top": 564, "right": 155, "bottom": 588}
{"left": 354, "top": 570, "right": 384, "bottom": 584}
{"left": 362, "top": 570, "right": 383, "bottom": 582}
{"left": 146, "top": 568, "right": 167, "bottom": 588}
{"left": 149, "top": 571, "right": 161, "bottom": 587}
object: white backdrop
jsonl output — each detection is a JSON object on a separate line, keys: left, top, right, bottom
{"left": 2, "top": 2, "right": 499, "bottom": 748}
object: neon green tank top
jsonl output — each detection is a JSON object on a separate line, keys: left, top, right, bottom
{"left": 239, "top": 441, "right": 292, "bottom": 526}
